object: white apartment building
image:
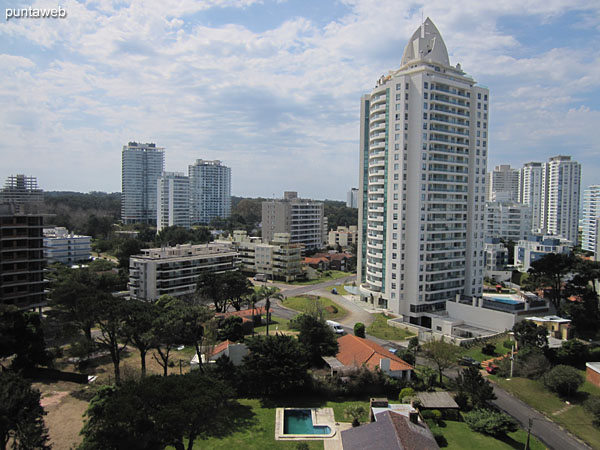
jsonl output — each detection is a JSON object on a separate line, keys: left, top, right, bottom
{"left": 485, "top": 201, "right": 531, "bottom": 242}
{"left": 328, "top": 226, "right": 358, "bottom": 248}
{"left": 262, "top": 192, "right": 327, "bottom": 250}
{"left": 519, "top": 162, "right": 545, "bottom": 233}
{"left": 357, "top": 18, "right": 488, "bottom": 326}
{"left": 514, "top": 235, "right": 572, "bottom": 272}
{"left": 188, "top": 160, "right": 231, "bottom": 225}
{"left": 486, "top": 165, "right": 519, "bottom": 202}
{"left": 121, "top": 142, "right": 165, "bottom": 225}
{"left": 581, "top": 185, "right": 600, "bottom": 254}
{"left": 43, "top": 227, "right": 91, "bottom": 264}
{"left": 483, "top": 238, "right": 508, "bottom": 272}
{"left": 541, "top": 156, "right": 581, "bottom": 245}
{"left": 157, "top": 172, "right": 190, "bottom": 232}
{"left": 128, "top": 243, "right": 239, "bottom": 301}
{"left": 347, "top": 188, "right": 359, "bottom": 208}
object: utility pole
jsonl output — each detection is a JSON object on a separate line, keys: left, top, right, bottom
{"left": 510, "top": 344, "right": 514, "bottom": 378}
{"left": 524, "top": 417, "right": 533, "bottom": 450}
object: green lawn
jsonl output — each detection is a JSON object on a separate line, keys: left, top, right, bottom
{"left": 458, "top": 335, "right": 513, "bottom": 364}
{"left": 290, "top": 271, "right": 351, "bottom": 285}
{"left": 366, "top": 314, "right": 415, "bottom": 340}
{"left": 493, "top": 375, "right": 600, "bottom": 449}
{"left": 281, "top": 296, "right": 347, "bottom": 321}
{"left": 437, "top": 418, "right": 546, "bottom": 450}
{"left": 253, "top": 315, "right": 294, "bottom": 333}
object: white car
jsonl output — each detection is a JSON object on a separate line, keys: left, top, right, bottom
{"left": 326, "top": 320, "right": 345, "bottom": 335}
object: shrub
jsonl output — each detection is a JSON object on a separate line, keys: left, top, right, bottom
{"left": 584, "top": 396, "right": 600, "bottom": 424}
{"left": 399, "top": 387, "right": 415, "bottom": 402}
{"left": 431, "top": 430, "right": 448, "bottom": 447}
{"left": 503, "top": 340, "right": 514, "bottom": 350}
{"left": 543, "top": 365, "right": 584, "bottom": 397}
{"left": 354, "top": 322, "right": 366, "bottom": 338}
{"left": 296, "top": 443, "right": 309, "bottom": 450}
{"left": 422, "top": 409, "right": 442, "bottom": 424}
{"left": 481, "top": 343, "right": 496, "bottom": 356}
{"left": 464, "top": 409, "right": 518, "bottom": 437}
{"left": 454, "top": 391, "right": 469, "bottom": 410}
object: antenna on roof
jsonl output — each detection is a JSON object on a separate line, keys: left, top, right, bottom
{"left": 420, "top": 9, "right": 425, "bottom": 38}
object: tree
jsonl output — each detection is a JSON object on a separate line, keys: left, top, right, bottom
{"left": 292, "top": 314, "right": 339, "bottom": 367}
{"left": 353, "top": 322, "right": 366, "bottom": 338}
{"left": 0, "top": 306, "right": 51, "bottom": 370}
{"left": 513, "top": 320, "right": 548, "bottom": 349}
{"left": 218, "top": 316, "right": 244, "bottom": 342}
{"left": 455, "top": 366, "right": 496, "bottom": 409}
{"left": 152, "top": 296, "right": 186, "bottom": 376}
{"left": 196, "top": 272, "right": 228, "bottom": 312}
{"left": 544, "top": 365, "right": 584, "bottom": 397}
{"left": 241, "top": 335, "right": 308, "bottom": 398}
{"left": 114, "top": 238, "right": 143, "bottom": 269}
{"left": 408, "top": 336, "right": 420, "bottom": 361}
{"left": 421, "top": 339, "right": 460, "bottom": 385}
{"left": 124, "top": 300, "right": 157, "bottom": 377}
{"left": 179, "top": 303, "right": 215, "bottom": 373}
{"left": 246, "top": 290, "right": 262, "bottom": 337}
{"left": 344, "top": 405, "right": 367, "bottom": 427}
{"left": 464, "top": 409, "right": 518, "bottom": 437}
{"left": 527, "top": 253, "right": 575, "bottom": 316}
{"left": 584, "top": 396, "right": 600, "bottom": 424}
{"left": 221, "top": 271, "right": 253, "bottom": 311}
{"left": 555, "top": 339, "right": 588, "bottom": 366}
{"left": 258, "top": 286, "right": 283, "bottom": 336}
{"left": 0, "top": 371, "right": 50, "bottom": 450}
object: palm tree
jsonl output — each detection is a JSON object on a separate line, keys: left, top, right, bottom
{"left": 258, "top": 286, "right": 283, "bottom": 336}
{"left": 246, "top": 291, "right": 261, "bottom": 337}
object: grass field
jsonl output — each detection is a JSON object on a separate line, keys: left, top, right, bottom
{"left": 493, "top": 374, "right": 600, "bottom": 449}
{"left": 366, "top": 313, "right": 415, "bottom": 340}
{"left": 281, "top": 296, "right": 347, "bottom": 321}
{"left": 290, "top": 271, "right": 350, "bottom": 285}
{"left": 253, "top": 315, "right": 294, "bottom": 334}
{"left": 459, "top": 338, "right": 513, "bottom": 364}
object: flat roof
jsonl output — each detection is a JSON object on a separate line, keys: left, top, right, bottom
{"left": 586, "top": 362, "right": 600, "bottom": 374}
{"left": 416, "top": 392, "right": 459, "bottom": 409}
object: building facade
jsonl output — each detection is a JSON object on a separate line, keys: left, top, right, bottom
{"left": 347, "top": 188, "right": 359, "bottom": 208}
{"left": 157, "top": 172, "right": 190, "bottom": 232}
{"left": 486, "top": 164, "right": 519, "bottom": 202}
{"left": 581, "top": 185, "right": 600, "bottom": 254}
{"left": 129, "top": 243, "right": 239, "bottom": 301}
{"left": 519, "top": 161, "right": 545, "bottom": 233}
{"left": 121, "top": 142, "right": 165, "bottom": 224}
{"left": 328, "top": 226, "right": 358, "bottom": 248}
{"left": 357, "top": 18, "right": 488, "bottom": 325}
{"left": 514, "top": 235, "right": 572, "bottom": 272}
{"left": 43, "top": 227, "right": 91, "bottom": 264}
{"left": 262, "top": 191, "right": 327, "bottom": 250}
{"left": 485, "top": 201, "right": 531, "bottom": 242}
{"left": 188, "top": 159, "right": 231, "bottom": 225}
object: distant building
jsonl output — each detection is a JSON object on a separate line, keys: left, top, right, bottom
{"left": 328, "top": 226, "right": 358, "bottom": 248}
{"left": 188, "top": 159, "right": 231, "bottom": 225}
{"left": 121, "top": 142, "right": 165, "bottom": 225}
{"left": 128, "top": 243, "right": 239, "bottom": 301}
{"left": 346, "top": 188, "right": 359, "bottom": 208}
{"left": 157, "top": 172, "right": 190, "bottom": 232}
{"left": 0, "top": 174, "right": 43, "bottom": 206}
{"left": 514, "top": 235, "right": 572, "bottom": 272}
{"left": 485, "top": 201, "right": 531, "bottom": 242}
{"left": 484, "top": 238, "right": 508, "bottom": 273}
{"left": 519, "top": 161, "right": 545, "bottom": 233}
{"left": 486, "top": 164, "right": 519, "bottom": 202}
{"left": 582, "top": 185, "right": 600, "bottom": 254}
{"left": 262, "top": 191, "right": 327, "bottom": 250}
{"left": 43, "top": 227, "right": 91, "bottom": 264}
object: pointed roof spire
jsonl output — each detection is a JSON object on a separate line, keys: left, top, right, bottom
{"left": 401, "top": 17, "right": 449, "bottom": 67}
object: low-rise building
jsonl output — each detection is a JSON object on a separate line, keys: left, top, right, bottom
{"left": 328, "top": 226, "right": 358, "bottom": 248}
{"left": 485, "top": 201, "right": 532, "bottom": 241}
{"left": 484, "top": 238, "right": 508, "bottom": 272}
{"left": 128, "top": 243, "right": 239, "bottom": 301}
{"left": 43, "top": 227, "right": 92, "bottom": 264}
{"left": 514, "top": 235, "right": 572, "bottom": 272}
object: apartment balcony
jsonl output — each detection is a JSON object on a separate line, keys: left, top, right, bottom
{"left": 370, "top": 121, "right": 386, "bottom": 132}
{"left": 431, "top": 105, "right": 469, "bottom": 117}
{"left": 430, "top": 94, "right": 469, "bottom": 108}
{"left": 429, "top": 115, "right": 469, "bottom": 127}
{"left": 429, "top": 135, "right": 469, "bottom": 146}
{"left": 431, "top": 84, "right": 470, "bottom": 98}
{"left": 370, "top": 141, "right": 385, "bottom": 151}
{"left": 429, "top": 125, "right": 470, "bottom": 137}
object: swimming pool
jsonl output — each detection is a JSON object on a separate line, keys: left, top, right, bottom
{"left": 283, "top": 409, "right": 332, "bottom": 435}
{"left": 487, "top": 297, "right": 521, "bottom": 305}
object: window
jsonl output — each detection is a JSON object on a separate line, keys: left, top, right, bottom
{"left": 424, "top": 92, "right": 428, "bottom": 99}
{"left": 477, "top": 102, "right": 481, "bottom": 109}
{"left": 477, "top": 93, "right": 481, "bottom": 100}
{"left": 396, "top": 83, "right": 401, "bottom": 90}
{"left": 405, "top": 93, "right": 409, "bottom": 100}
{"left": 424, "top": 82, "right": 428, "bottom": 89}
{"left": 423, "top": 133, "right": 427, "bottom": 140}
{"left": 424, "top": 102, "right": 428, "bottom": 109}
{"left": 405, "top": 83, "right": 409, "bottom": 89}
{"left": 396, "top": 94, "right": 402, "bottom": 101}
{"left": 484, "top": 94, "right": 487, "bottom": 101}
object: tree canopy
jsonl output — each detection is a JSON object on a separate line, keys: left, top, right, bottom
{"left": 291, "top": 314, "right": 339, "bottom": 366}
{"left": 421, "top": 339, "right": 460, "bottom": 385}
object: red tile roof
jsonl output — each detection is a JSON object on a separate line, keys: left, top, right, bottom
{"left": 210, "top": 340, "right": 232, "bottom": 357}
{"left": 303, "top": 256, "right": 329, "bottom": 264}
{"left": 336, "top": 334, "right": 413, "bottom": 372}
{"left": 216, "top": 307, "right": 266, "bottom": 319}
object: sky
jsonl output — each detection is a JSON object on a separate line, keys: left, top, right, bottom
{"left": 0, "top": 0, "right": 599, "bottom": 201}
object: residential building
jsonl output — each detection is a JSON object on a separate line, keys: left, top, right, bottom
{"left": 188, "top": 159, "right": 231, "bottom": 224}
{"left": 0, "top": 175, "right": 47, "bottom": 309}
{"left": 582, "top": 185, "right": 600, "bottom": 254}
{"left": 328, "top": 225, "right": 358, "bottom": 248}
{"left": 484, "top": 238, "right": 508, "bottom": 272}
{"left": 262, "top": 191, "right": 327, "bottom": 250}
{"left": 486, "top": 164, "right": 519, "bottom": 202}
{"left": 485, "top": 201, "right": 531, "bottom": 242}
{"left": 157, "top": 172, "right": 190, "bottom": 232}
{"left": 519, "top": 161, "right": 545, "bottom": 233}
{"left": 121, "top": 142, "right": 165, "bottom": 224}
{"left": 128, "top": 243, "right": 239, "bottom": 301}
{"left": 357, "top": 18, "right": 488, "bottom": 325}
{"left": 514, "top": 235, "right": 572, "bottom": 272}
{"left": 43, "top": 227, "right": 91, "bottom": 264}
{"left": 541, "top": 155, "right": 581, "bottom": 244}
{"left": 347, "top": 188, "right": 359, "bottom": 208}
{"left": 191, "top": 341, "right": 248, "bottom": 369}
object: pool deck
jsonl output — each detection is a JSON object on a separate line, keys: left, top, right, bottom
{"left": 275, "top": 407, "right": 345, "bottom": 442}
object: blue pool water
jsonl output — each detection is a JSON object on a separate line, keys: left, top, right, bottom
{"left": 488, "top": 297, "right": 521, "bottom": 305}
{"left": 283, "top": 410, "right": 331, "bottom": 435}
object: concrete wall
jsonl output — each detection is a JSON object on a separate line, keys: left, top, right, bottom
{"left": 446, "top": 301, "right": 518, "bottom": 333}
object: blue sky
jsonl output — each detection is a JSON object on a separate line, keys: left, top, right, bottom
{"left": 0, "top": 0, "right": 599, "bottom": 200}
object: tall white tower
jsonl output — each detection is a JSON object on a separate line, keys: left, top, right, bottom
{"left": 486, "top": 164, "right": 519, "bottom": 202}
{"left": 582, "top": 185, "right": 600, "bottom": 253}
{"left": 188, "top": 160, "right": 232, "bottom": 225}
{"left": 519, "top": 161, "right": 544, "bottom": 233}
{"left": 357, "top": 18, "right": 488, "bottom": 326}
{"left": 157, "top": 172, "right": 190, "bottom": 232}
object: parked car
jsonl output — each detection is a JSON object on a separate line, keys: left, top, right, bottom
{"left": 326, "top": 320, "right": 345, "bottom": 335}
{"left": 486, "top": 364, "right": 499, "bottom": 374}
{"left": 459, "top": 356, "right": 481, "bottom": 368}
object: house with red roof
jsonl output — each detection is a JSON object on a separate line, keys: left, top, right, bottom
{"left": 326, "top": 334, "right": 413, "bottom": 380}
{"left": 190, "top": 340, "right": 248, "bottom": 369}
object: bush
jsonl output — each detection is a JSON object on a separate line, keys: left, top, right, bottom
{"left": 515, "top": 347, "right": 551, "bottom": 379}
{"left": 503, "top": 340, "right": 514, "bottom": 351}
{"left": 481, "top": 343, "right": 496, "bottom": 356}
{"left": 399, "top": 387, "right": 415, "bottom": 402}
{"left": 584, "top": 396, "right": 600, "bottom": 424}
{"left": 422, "top": 409, "right": 442, "bottom": 424}
{"left": 454, "top": 391, "right": 469, "bottom": 410}
{"left": 354, "top": 322, "right": 366, "bottom": 338}
{"left": 431, "top": 430, "right": 448, "bottom": 447}
{"left": 543, "top": 365, "right": 584, "bottom": 397}
{"left": 464, "top": 409, "right": 518, "bottom": 437}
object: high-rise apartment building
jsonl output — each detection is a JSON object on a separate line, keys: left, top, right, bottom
{"left": 486, "top": 165, "right": 519, "bottom": 202}
{"left": 262, "top": 191, "right": 327, "bottom": 250}
{"left": 519, "top": 162, "right": 545, "bottom": 233}
{"left": 485, "top": 201, "right": 531, "bottom": 242}
{"left": 540, "top": 155, "right": 581, "bottom": 244}
{"left": 581, "top": 185, "right": 600, "bottom": 254}
{"left": 157, "top": 172, "right": 190, "bottom": 232}
{"left": 121, "top": 142, "right": 165, "bottom": 224}
{"left": 347, "top": 188, "right": 359, "bottom": 208}
{"left": 357, "top": 18, "right": 488, "bottom": 325}
{"left": 188, "top": 160, "right": 231, "bottom": 225}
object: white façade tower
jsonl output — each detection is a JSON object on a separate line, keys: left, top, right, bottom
{"left": 357, "top": 18, "right": 488, "bottom": 327}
